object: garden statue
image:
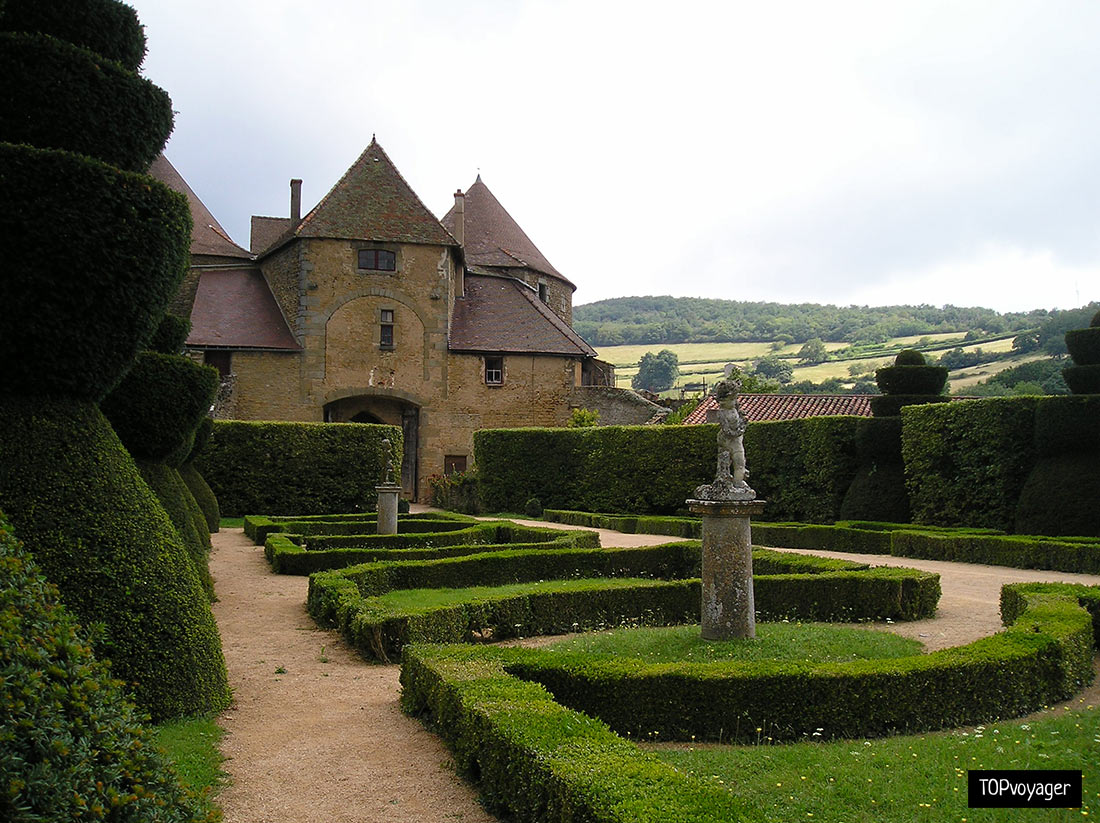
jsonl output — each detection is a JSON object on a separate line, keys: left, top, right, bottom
{"left": 376, "top": 439, "right": 400, "bottom": 534}
{"left": 694, "top": 376, "right": 756, "bottom": 502}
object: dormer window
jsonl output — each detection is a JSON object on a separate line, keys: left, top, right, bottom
{"left": 358, "top": 248, "right": 396, "bottom": 271}
{"left": 538, "top": 281, "right": 548, "bottom": 303}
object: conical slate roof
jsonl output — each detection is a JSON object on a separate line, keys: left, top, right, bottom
{"left": 149, "top": 154, "right": 252, "bottom": 260}
{"left": 442, "top": 176, "right": 573, "bottom": 288}
{"left": 295, "top": 138, "right": 457, "bottom": 246}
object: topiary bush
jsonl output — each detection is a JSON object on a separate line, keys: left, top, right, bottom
{"left": 0, "top": 514, "right": 213, "bottom": 823}
{"left": 138, "top": 461, "right": 215, "bottom": 598}
{"left": 872, "top": 349, "right": 949, "bottom": 416}
{"left": 524, "top": 497, "right": 544, "bottom": 518}
{"left": 0, "top": 0, "right": 147, "bottom": 71}
{"left": 0, "top": 397, "right": 230, "bottom": 721}
{"left": 0, "top": 32, "right": 173, "bottom": 172}
{"left": 148, "top": 312, "right": 193, "bottom": 355}
{"left": 839, "top": 417, "right": 910, "bottom": 522}
{"left": 1061, "top": 312, "right": 1100, "bottom": 394}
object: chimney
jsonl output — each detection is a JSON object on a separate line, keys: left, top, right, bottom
{"left": 290, "top": 178, "right": 302, "bottom": 222}
{"left": 452, "top": 189, "right": 464, "bottom": 246}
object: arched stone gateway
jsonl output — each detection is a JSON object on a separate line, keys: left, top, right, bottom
{"left": 324, "top": 395, "right": 420, "bottom": 501}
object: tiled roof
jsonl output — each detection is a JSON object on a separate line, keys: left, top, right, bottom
{"left": 292, "top": 138, "right": 457, "bottom": 247}
{"left": 441, "top": 177, "right": 574, "bottom": 288}
{"left": 449, "top": 274, "right": 596, "bottom": 357}
{"left": 186, "top": 268, "right": 300, "bottom": 350}
{"left": 682, "top": 393, "right": 874, "bottom": 424}
{"left": 250, "top": 215, "right": 291, "bottom": 254}
{"left": 149, "top": 154, "right": 252, "bottom": 260}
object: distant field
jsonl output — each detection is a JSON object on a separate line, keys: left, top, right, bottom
{"left": 948, "top": 352, "right": 1046, "bottom": 390}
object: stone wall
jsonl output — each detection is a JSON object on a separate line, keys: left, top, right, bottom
{"left": 567, "top": 386, "right": 666, "bottom": 426}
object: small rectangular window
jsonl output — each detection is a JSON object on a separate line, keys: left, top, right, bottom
{"left": 380, "top": 308, "right": 395, "bottom": 349}
{"left": 204, "top": 350, "right": 232, "bottom": 378}
{"left": 485, "top": 356, "right": 503, "bottom": 385}
{"left": 358, "top": 248, "right": 396, "bottom": 271}
{"left": 444, "top": 455, "right": 467, "bottom": 475}
{"left": 538, "top": 282, "right": 548, "bottom": 303}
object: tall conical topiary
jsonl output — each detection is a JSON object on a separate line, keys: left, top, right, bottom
{"left": 181, "top": 417, "right": 222, "bottom": 533}
{"left": 1062, "top": 310, "right": 1100, "bottom": 395}
{"left": 0, "top": 1, "right": 229, "bottom": 719}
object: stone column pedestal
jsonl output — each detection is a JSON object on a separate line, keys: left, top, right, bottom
{"left": 686, "top": 498, "right": 766, "bottom": 640}
{"left": 376, "top": 483, "right": 401, "bottom": 535}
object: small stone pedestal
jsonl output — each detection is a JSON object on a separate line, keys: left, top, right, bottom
{"left": 686, "top": 498, "right": 766, "bottom": 640}
{"left": 376, "top": 483, "right": 401, "bottom": 535}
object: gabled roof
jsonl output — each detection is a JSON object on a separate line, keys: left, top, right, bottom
{"left": 291, "top": 138, "right": 457, "bottom": 247}
{"left": 186, "top": 268, "right": 300, "bottom": 351}
{"left": 449, "top": 274, "right": 596, "bottom": 357}
{"left": 149, "top": 154, "right": 252, "bottom": 260}
{"left": 683, "top": 394, "right": 874, "bottom": 424}
{"left": 250, "top": 215, "right": 291, "bottom": 254}
{"left": 441, "top": 176, "right": 574, "bottom": 288}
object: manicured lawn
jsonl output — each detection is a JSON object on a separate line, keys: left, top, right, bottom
{"left": 370, "top": 577, "right": 658, "bottom": 612}
{"left": 219, "top": 516, "right": 244, "bottom": 529}
{"left": 547, "top": 623, "right": 922, "bottom": 664}
{"left": 155, "top": 714, "right": 226, "bottom": 819}
{"left": 653, "top": 706, "right": 1098, "bottom": 822}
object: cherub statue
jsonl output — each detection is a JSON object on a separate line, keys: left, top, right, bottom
{"left": 693, "top": 376, "right": 756, "bottom": 501}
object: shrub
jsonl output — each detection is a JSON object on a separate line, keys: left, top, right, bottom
{"left": 875, "top": 363, "right": 948, "bottom": 396}
{"left": 101, "top": 352, "right": 220, "bottom": 465}
{"left": 180, "top": 462, "right": 220, "bottom": 533}
{"left": 523, "top": 497, "right": 543, "bottom": 517}
{"left": 1065, "top": 327, "right": 1100, "bottom": 366}
{"left": 0, "top": 397, "right": 230, "bottom": 721}
{"left": 0, "top": 0, "right": 147, "bottom": 70}
{"left": 902, "top": 397, "right": 1038, "bottom": 530}
{"left": 838, "top": 417, "right": 910, "bottom": 522}
{"left": 0, "top": 144, "right": 192, "bottom": 400}
{"left": 869, "top": 393, "right": 951, "bottom": 417}
{"left": 148, "top": 312, "right": 193, "bottom": 354}
{"left": 894, "top": 348, "right": 927, "bottom": 366}
{"left": 138, "top": 461, "right": 214, "bottom": 598}
{"left": 195, "top": 420, "right": 401, "bottom": 516}
{"left": 0, "top": 32, "right": 173, "bottom": 171}
{"left": 428, "top": 470, "right": 482, "bottom": 514}
{"left": 0, "top": 515, "right": 212, "bottom": 823}
{"left": 1062, "top": 363, "right": 1100, "bottom": 395}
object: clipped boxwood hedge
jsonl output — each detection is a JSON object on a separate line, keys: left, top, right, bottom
{"left": 101, "top": 351, "right": 220, "bottom": 465}
{"left": 0, "top": 143, "right": 191, "bottom": 400}
{"left": 0, "top": 32, "right": 173, "bottom": 171}
{"left": 400, "top": 645, "right": 748, "bottom": 823}
{"left": 308, "top": 541, "right": 938, "bottom": 661}
{"left": 902, "top": 397, "right": 1039, "bottom": 531}
{"left": 503, "top": 586, "right": 1094, "bottom": 743}
{"left": 195, "top": 420, "right": 402, "bottom": 516}
{"left": 0, "top": 515, "right": 211, "bottom": 823}
{"left": 0, "top": 0, "right": 147, "bottom": 71}
{"left": 0, "top": 398, "right": 230, "bottom": 721}
{"left": 137, "top": 461, "right": 214, "bottom": 599}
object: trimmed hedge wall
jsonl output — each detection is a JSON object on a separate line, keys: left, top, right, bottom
{"left": 0, "top": 143, "right": 192, "bottom": 400}
{"left": 0, "top": 398, "right": 230, "bottom": 721}
{"left": 475, "top": 418, "right": 863, "bottom": 522}
{"left": 0, "top": 0, "right": 147, "bottom": 71}
{"left": 195, "top": 420, "right": 402, "bottom": 516}
{"left": 902, "top": 397, "right": 1039, "bottom": 531}
{"left": 504, "top": 586, "right": 1094, "bottom": 743}
{"left": 400, "top": 645, "right": 748, "bottom": 823}
{"left": 0, "top": 32, "right": 173, "bottom": 171}
{"left": 0, "top": 515, "right": 211, "bottom": 823}
{"left": 308, "top": 541, "right": 939, "bottom": 661}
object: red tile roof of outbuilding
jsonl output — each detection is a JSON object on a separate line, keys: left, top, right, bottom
{"left": 682, "top": 393, "right": 874, "bottom": 424}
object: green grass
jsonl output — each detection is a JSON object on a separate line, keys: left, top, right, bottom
{"left": 369, "top": 576, "right": 658, "bottom": 613}
{"left": 155, "top": 714, "right": 226, "bottom": 819}
{"left": 219, "top": 516, "right": 244, "bottom": 529}
{"left": 546, "top": 623, "right": 922, "bottom": 664}
{"left": 653, "top": 706, "right": 1099, "bottom": 822}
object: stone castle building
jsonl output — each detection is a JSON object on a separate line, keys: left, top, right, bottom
{"left": 153, "top": 139, "right": 651, "bottom": 500}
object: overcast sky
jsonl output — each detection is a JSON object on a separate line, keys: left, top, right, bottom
{"left": 131, "top": 0, "right": 1100, "bottom": 313}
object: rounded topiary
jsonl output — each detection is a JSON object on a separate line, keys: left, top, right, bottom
{"left": 0, "top": 397, "right": 230, "bottom": 721}
{"left": 1014, "top": 453, "right": 1100, "bottom": 537}
{"left": 893, "top": 348, "right": 927, "bottom": 366}
{"left": 868, "top": 394, "right": 951, "bottom": 417}
{"left": 875, "top": 363, "right": 949, "bottom": 396}
{"left": 0, "top": 144, "right": 192, "bottom": 400}
{"left": 398, "top": 497, "right": 411, "bottom": 514}
{"left": 1062, "top": 364, "right": 1100, "bottom": 395}
{"left": 101, "top": 352, "right": 220, "bottom": 465}
{"left": 524, "top": 497, "right": 544, "bottom": 518}
{"left": 137, "top": 461, "right": 214, "bottom": 599}
{"left": 148, "top": 312, "right": 193, "bottom": 355}
{"left": 0, "top": 515, "right": 211, "bottom": 823}
{"left": 0, "top": 0, "right": 147, "bottom": 70}
{"left": 1064, "top": 327, "right": 1100, "bottom": 367}
{"left": 0, "top": 33, "right": 173, "bottom": 172}
{"left": 179, "top": 463, "right": 220, "bottom": 533}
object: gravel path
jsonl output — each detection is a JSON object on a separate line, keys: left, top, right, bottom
{"left": 209, "top": 518, "right": 1100, "bottom": 820}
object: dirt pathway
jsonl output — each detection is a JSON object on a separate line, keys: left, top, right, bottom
{"left": 210, "top": 517, "right": 1100, "bottom": 821}
{"left": 210, "top": 528, "right": 496, "bottom": 823}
